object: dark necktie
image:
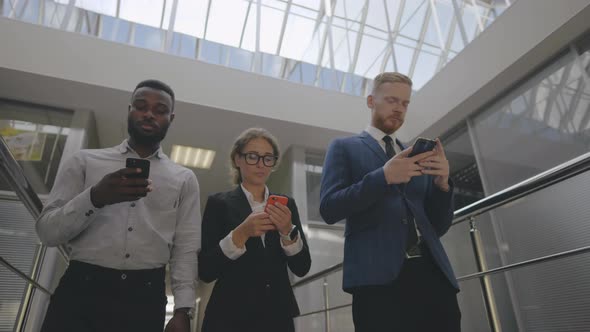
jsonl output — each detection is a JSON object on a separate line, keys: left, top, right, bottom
{"left": 382, "top": 136, "right": 419, "bottom": 251}
{"left": 382, "top": 136, "right": 395, "bottom": 159}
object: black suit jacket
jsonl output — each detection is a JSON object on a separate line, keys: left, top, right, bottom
{"left": 198, "top": 187, "right": 312, "bottom": 328}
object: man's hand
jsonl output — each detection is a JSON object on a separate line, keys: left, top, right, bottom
{"left": 232, "top": 212, "right": 276, "bottom": 248}
{"left": 164, "top": 310, "right": 190, "bottom": 332}
{"left": 418, "top": 138, "right": 450, "bottom": 191}
{"left": 383, "top": 147, "right": 433, "bottom": 184}
{"left": 90, "top": 167, "right": 153, "bottom": 208}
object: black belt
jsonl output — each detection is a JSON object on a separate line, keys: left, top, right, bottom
{"left": 67, "top": 260, "right": 165, "bottom": 283}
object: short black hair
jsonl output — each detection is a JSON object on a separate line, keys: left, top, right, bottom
{"left": 132, "top": 79, "right": 175, "bottom": 110}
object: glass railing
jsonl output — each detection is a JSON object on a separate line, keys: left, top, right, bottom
{"left": 291, "top": 151, "right": 590, "bottom": 332}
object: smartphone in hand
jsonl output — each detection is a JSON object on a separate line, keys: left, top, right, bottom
{"left": 408, "top": 137, "right": 436, "bottom": 157}
{"left": 265, "top": 195, "right": 288, "bottom": 212}
{"left": 125, "top": 158, "right": 150, "bottom": 179}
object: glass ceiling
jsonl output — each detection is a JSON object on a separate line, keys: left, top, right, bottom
{"left": 3, "top": 0, "right": 514, "bottom": 95}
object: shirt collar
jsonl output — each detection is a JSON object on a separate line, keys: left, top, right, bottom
{"left": 365, "top": 125, "right": 397, "bottom": 145}
{"left": 117, "top": 139, "right": 164, "bottom": 159}
{"left": 240, "top": 183, "right": 269, "bottom": 205}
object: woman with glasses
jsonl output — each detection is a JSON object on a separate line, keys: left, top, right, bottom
{"left": 199, "top": 127, "right": 311, "bottom": 332}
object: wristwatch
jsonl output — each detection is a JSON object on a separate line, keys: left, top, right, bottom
{"left": 174, "top": 307, "right": 194, "bottom": 320}
{"left": 280, "top": 224, "right": 299, "bottom": 242}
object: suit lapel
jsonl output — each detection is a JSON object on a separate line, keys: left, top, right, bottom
{"left": 227, "top": 187, "right": 252, "bottom": 223}
{"left": 359, "top": 131, "right": 388, "bottom": 163}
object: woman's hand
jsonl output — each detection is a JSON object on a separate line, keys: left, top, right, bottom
{"left": 232, "top": 211, "right": 276, "bottom": 248}
{"left": 266, "top": 203, "right": 294, "bottom": 244}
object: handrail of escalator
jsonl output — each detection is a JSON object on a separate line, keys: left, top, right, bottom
{"left": 0, "top": 135, "right": 68, "bottom": 261}
{"left": 452, "top": 151, "right": 590, "bottom": 225}
{"left": 0, "top": 257, "right": 52, "bottom": 295}
{"left": 291, "top": 151, "right": 590, "bottom": 289}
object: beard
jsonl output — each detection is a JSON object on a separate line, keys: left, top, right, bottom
{"left": 376, "top": 116, "right": 403, "bottom": 134}
{"left": 127, "top": 115, "right": 170, "bottom": 146}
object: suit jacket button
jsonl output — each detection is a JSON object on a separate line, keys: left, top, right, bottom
{"left": 402, "top": 218, "right": 408, "bottom": 224}
{"left": 265, "top": 284, "right": 270, "bottom": 289}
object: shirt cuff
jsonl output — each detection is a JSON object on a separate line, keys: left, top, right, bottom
{"left": 172, "top": 286, "right": 197, "bottom": 310}
{"left": 281, "top": 235, "right": 303, "bottom": 256}
{"left": 63, "top": 186, "right": 100, "bottom": 218}
{"left": 219, "top": 231, "right": 246, "bottom": 260}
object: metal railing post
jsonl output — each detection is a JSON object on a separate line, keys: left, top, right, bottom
{"left": 469, "top": 217, "right": 501, "bottom": 332}
{"left": 323, "top": 277, "right": 330, "bottom": 332}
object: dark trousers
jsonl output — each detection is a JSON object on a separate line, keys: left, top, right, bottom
{"left": 352, "top": 251, "right": 461, "bottom": 332}
{"left": 41, "top": 260, "right": 167, "bottom": 332}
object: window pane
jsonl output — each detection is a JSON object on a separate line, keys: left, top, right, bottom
{"left": 206, "top": 0, "right": 248, "bottom": 47}
{"left": 119, "top": 0, "right": 164, "bottom": 28}
{"left": 174, "top": 0, "right": 208, "bottom": 37}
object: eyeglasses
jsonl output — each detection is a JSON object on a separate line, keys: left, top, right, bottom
{"left": 240, "top": 152, "right": 278, "bottom": 167}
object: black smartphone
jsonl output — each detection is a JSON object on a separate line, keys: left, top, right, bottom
{"left": 408, "top": 137, "right": 436, "bottom": 157}
{"left": 125, "top": 158, "right": 150, "bottom": 178}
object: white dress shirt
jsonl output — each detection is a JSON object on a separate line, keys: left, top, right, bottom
{"left": 219, "top": 184, "right": 303, "bottom": 260}
{"left": 36, "top": 140, "right": 201, "bottom": 310}
{"left": 365, "top": 125, "right": 401, "bottom": 155}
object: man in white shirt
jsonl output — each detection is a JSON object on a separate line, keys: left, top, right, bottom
{"left": 37, "top": 79, "right": 201, "bottom": 332}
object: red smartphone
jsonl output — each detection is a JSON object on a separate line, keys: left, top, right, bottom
{"left": 265, "top": 195, "right": 288, "bottom": 212}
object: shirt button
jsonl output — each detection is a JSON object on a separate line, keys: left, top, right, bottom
{"left": 131, "top": 202, "right": 136, "bottom": 207}
{"left": 128, "top": 227, "right": 133, "bottom": 232}
{"left": 121, "top": 273, "right": 127, "bottom": 280}
{"left": 125, "top": 253, "right": 130, "bottom": 258}
{"left": 88, "top": 210, "right": 94, "bottom": 215}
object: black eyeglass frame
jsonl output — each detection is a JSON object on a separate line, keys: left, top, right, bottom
{"left": 239, "top": 152, "right": 278, "bottom": 167}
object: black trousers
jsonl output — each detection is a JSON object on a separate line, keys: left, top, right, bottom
{"left": 352, "top": 250, "right": 461, "bottom": 332}
{"left": 41, "top": 260, "right": 167, "bottom": 332}
{"left": 202, "top": 313, "right": 295, "bottom": 332}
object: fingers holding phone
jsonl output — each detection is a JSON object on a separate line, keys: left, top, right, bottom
{"left": 418, "top": 138, "right": 448, "bottom": 171}
{"left": 90, "top": 159, "right": 153, "bottom": 208}
{"left": 418, "top": 138, "right": 450, "bottom": 190}
{"left": 265, "top": 195, "right": 292, "bottom": 235}
{"left": 232, "top": 211, "right": 276, "bottom": 248}
{"left": 384, "top": 146, "right": 429, "bottom": 185}
{"left": 383, "top": 138, "right": 440, "bottom": 185}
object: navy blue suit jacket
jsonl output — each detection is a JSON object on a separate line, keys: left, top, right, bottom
{"left": 319, "top": 131, "right": 458, "bottom": 292}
